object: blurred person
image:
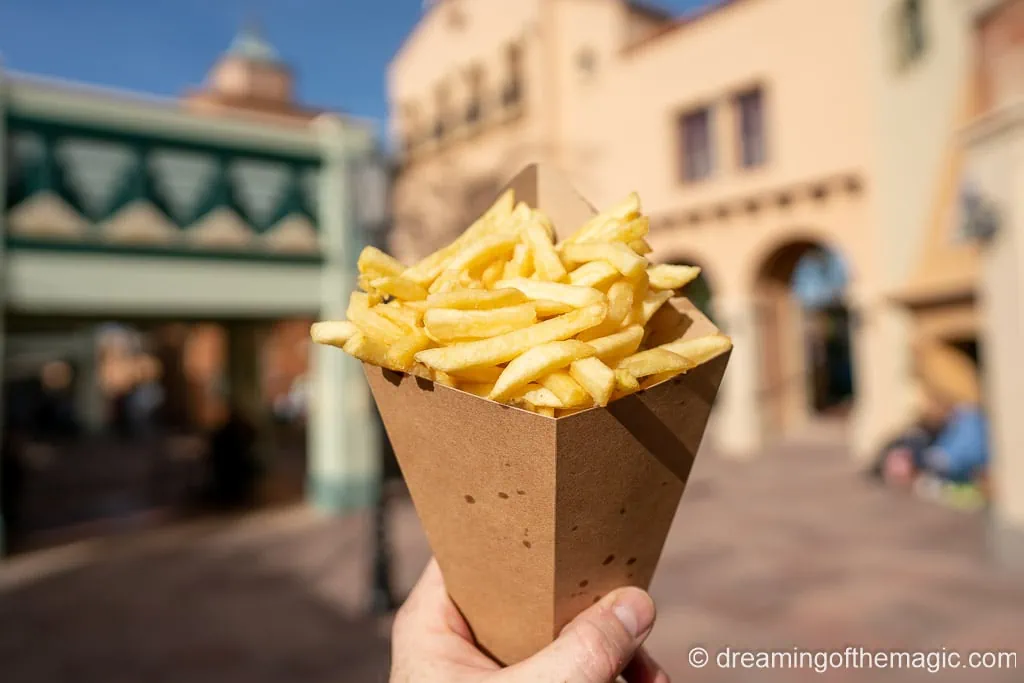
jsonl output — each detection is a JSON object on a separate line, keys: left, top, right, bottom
{"left": 869, "top": 385, "right": 947, "bottom": 483}
{"left": 127, "top": 354, "right": 165, "bottom": 437}
{"left": 877, "top": 341, "right": 989, "bottom": 497}
{"left": 271, "top": 374, "right": 308, "bottom": 424}
{"left": 389, "top": 558, "right": 668, "bottom": 683}
{"left": 205, "top": 404, "right": 260, "bottom": 509}
{"left": 38, "top": 360, "right": 78, "bottom": 438}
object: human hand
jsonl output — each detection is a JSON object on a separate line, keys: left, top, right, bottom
{"left": 390, "top": 558, "right": 669, "bottom": 683}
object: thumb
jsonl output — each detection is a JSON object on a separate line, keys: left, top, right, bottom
{"left": 500, "top": 587, "right": 656, "bottom": 683}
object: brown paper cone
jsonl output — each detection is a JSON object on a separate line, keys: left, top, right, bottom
{"left": 364, "top": 164, "right": 730, "bottom": 665}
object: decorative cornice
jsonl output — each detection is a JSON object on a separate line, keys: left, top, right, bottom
{"left": 5, "top": 235, "right": 324, "bottom": 265}
{"left": 649, "top": 171, "right": 863, "bottom": 232}
{"left": 4, "top": 73, "right": 324, "bottom": 158}
{"left": 263, "top": 214, "right": 320, "bottom": 253}
{"left": 186, "top": 207, "right": 254, "bottom": 248}
{"left": 7, "top": 192, "right": 87, "bottom": 238}
{"left": 100, "top": 200, "right": 179, "bottom": 244}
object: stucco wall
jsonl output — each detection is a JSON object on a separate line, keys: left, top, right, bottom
{"left": 388, "top": 0, "right": 551, "bottom": 263}
{"left": 870, "top": 0, "right": 971, "bottom": 291}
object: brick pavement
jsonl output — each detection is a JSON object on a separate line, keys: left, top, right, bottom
{"left": 1, "top": 436, "right": 1021, "bottom": 682}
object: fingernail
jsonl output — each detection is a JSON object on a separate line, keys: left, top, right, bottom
{"left": 610, "top": 587, "right": 655, "bottom": 639}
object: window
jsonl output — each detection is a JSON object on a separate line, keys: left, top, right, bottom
{"left": 502, "top": 43, "right": 523, "bottom": 107}
{"left": 678, "top": 106, "right": 714, "bottom": 182}
{"left": 897, "top": 0, "right": 927, "bottom": 68}
{"left": 465, "top": 66, "right": 484, "bottom": 124}
{"left": 434, "top": 83, "right": 451, "bottom": 141}
{"left": 735, "top": 87, "right": 766, "bottom": 168}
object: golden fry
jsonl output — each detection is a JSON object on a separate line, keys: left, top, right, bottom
{"left": 568, "top": 261, "right": 620, "bottom": 290}
{"left": 403, "top": 190, "right": 516, "bottom": 286}
{"left": 569, "top": 357, "right": 616, "bottom": 407}
{"left": 481, "top": 260, "right": 506, "bottom": 289}
{"left": 376, "top": 302, "right": 421, "bottom": 330}
{"left": 310, "top": 320, "right": 358, "bottom": 348}
{"left": 561, "top": 242, "right": 648, "bottom": 279}
{"left": 614, "top": 369, "right": 641, "bottom": 393}
{"left": 538, "top": 371, "right": 593, "bottom": 408}
{"left": 358, "top": 246, "right": 406, "bottom": 278}
{"left": 313, "top": 187, "right": 732, "bottom": 416}
{"left": 617, "top": 348, "right": 694, "bottom": 378}
{"left": 433, "top": 370, "right": 458, "bottom": 387}
{"left": 460, "top": 382, "right": 496, "bottom": 398}
{"left": 628, "top": 239, "right": 653, "bottom": 255}
{"left": 594, "top": 216, "right": 650, "bottom": 245}
{"left": 348, "top": 295, "right": 405, "bottom": 344}
{"left": 504, "top": 242, "right": 534, "bottom": 280}
{"left": 371, "top": 276, "right": 428, "bottom": 301}
{"left": 524, "top": 219, "right": 568, "bottom": 282}
{"left": 386, "top": 329, "right": 433, "bottom": 371}
{"left": 647, "top": 264, "right": 701, "bottom": 291}
{"left": 490, "top": 339, "right": 596, "bottom": 401}
{"left": 564, "top": 192, "right": 641, "bottom": 245}
{"left": 517, "top": 387, "right": 569, "bottom": 409}
{"left": 344, "top": 333, "right": 396, "bottom": 370}
{"left": 578, "top": 280, "right": 634, "bottom": 341}
{"left": 583, "top": 325, "right": 645, "bottom": 362}
{"left": 423, "top": 304, "right": 538, "bottom": 343}
{"left": 496, "top": 278, "right": 606, "bottom": 308}
{"left": 661, "top": 334, "right": 733, "bottom": 364}
{"left": 416, "top": 304, "right": 606, "bottom": 373}
{"left": 426, "top": 288, "right": 527, "bottom": 310}
{"left": 639, "top": 289, "right": 673, "bottom": 326}
{"left": 533, "top": 300, "right": 575, "bottom": 317}
{"left": 449, "top": 366, "right": 505, "bottom": 383}
{"left": 446, "top": 234, "right": 519, "bottom": 275}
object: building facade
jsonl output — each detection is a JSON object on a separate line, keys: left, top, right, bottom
{"left": 1, "top": 28, "right": 386, "bottom": 552}
{"left": 959, "top": 0, "right": 1024, "bottom": 566}
{"left": 388, "top": 0, "right": 975, "bottom": 459}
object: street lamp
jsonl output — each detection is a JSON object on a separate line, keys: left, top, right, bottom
{"left": 349, "top": 144, "right": 401, "bottom": 614}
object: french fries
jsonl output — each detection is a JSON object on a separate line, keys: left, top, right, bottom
{"left": 310, "top": 187, "right": 731, "bottom": 416}
{"left": 423, "top": 304, "right": 538, "bottom": 342}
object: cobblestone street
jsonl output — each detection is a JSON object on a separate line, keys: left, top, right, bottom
{"left": 1, "top": 432, "right": 1021, "bottom": 682}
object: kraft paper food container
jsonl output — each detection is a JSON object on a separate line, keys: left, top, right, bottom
{"left": 363, "top": 164, "right": 730, "bottom": 666}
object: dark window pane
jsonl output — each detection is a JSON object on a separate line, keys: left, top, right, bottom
{"left": 900, "top": 0, "right": 926, "bottom": 66}
{"left": 502, "top": 79, "right": 521, "bottom": 106}
{"left": 736, "top": 88, "right": 766, "bottom": 168}
{"left": 679, "top": 107, "right": 713, "bottom": 182}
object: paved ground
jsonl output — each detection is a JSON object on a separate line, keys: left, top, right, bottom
{"left": 1, "top": 432, "right": 1022, "bottom": 682}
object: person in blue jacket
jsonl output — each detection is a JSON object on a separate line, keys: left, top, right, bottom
{"left": 882, "top": 339, "right": 989, "bottom": 488}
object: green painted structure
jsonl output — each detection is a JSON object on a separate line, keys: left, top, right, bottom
{"left": 0, "top": 66, "right": 386, "bottom": 554}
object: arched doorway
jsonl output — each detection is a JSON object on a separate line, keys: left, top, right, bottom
{"left": 755, "top": 240, "right": 854, "bottom": 439}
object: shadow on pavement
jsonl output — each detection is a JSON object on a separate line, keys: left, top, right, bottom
{"left": 0, "top": 525, "right": 394, "bottom": 683}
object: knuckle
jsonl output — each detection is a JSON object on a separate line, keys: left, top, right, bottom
{"left": 569, "top": 617, "right": 629, "bottom": 680}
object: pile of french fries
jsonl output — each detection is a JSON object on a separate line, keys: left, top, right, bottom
{"left": 310, "top": 189, "right": 732, "bottom": 417}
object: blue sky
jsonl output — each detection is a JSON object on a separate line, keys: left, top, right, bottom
{"left": 0, "top": 0, "right": 709, "bottom": 126}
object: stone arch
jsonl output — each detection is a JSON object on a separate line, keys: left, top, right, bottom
{"left": 744, "top": 227, "right": 859, "bottom": 295}
{"left": 751, "top": 235, "right": 856, "bottom": 440}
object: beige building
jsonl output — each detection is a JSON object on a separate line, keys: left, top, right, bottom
{"left": 388, "top": 0, "right": 975, "bottom": 460}
{"left": 959, "top": 0, "right": 1024, "bottom": 565}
